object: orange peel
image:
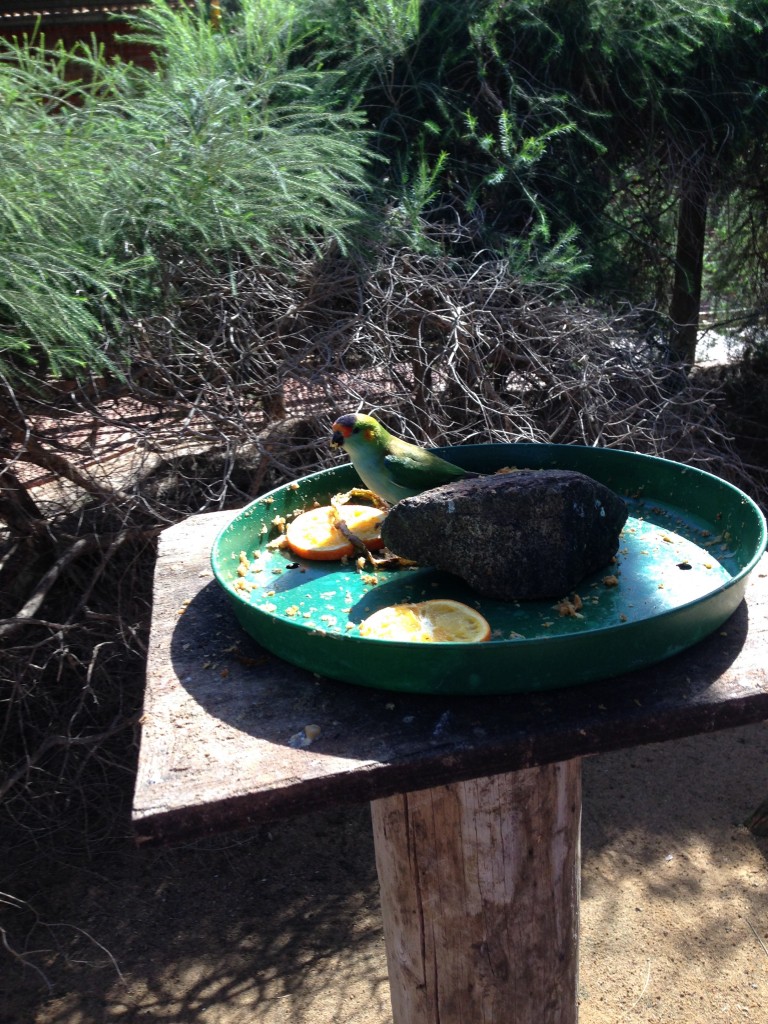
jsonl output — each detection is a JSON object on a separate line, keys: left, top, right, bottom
{"left": 358, "top": 599, "right": 491, "bottom": 643}
{"left": 285, "top": 504, "right": 386, "bottom": 561}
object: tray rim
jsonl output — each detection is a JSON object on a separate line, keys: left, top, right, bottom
{"left": 209, "top": 443, "right": 767, "bottom": 692}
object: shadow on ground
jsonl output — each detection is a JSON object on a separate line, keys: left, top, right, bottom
{"left": 3, "top": 723, "right": 768, "bottom": 1024}
{"left": 1, "top": 805, "right": 388, "bottom": 1024}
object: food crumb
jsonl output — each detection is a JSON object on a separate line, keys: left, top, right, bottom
{"left": 288, "top": 724, "right": 321, "bottom": 749}
{"left": 266, "top": 535, "right": 289, "bottom": 550}
{"left": 555, "top": 593, "right": 583, "bottom": 618}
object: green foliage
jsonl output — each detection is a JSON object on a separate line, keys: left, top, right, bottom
{"left": 104, "top": 0, "right": 372, "bottom": 256}
{"left": 300, "top": 0, "right": 598, "bottom": 277}
{"left": 0, "top": 0, "right": 371, "bottom": 385}
{"left": 301, "top": 0, "right": 424, "bottom": 97}
{"left": 0, "top": 37, "right": 147, "bottom": 381}
{"left": 2, "top": 0, "right": 767, "bottom": 382}
{"left": 300, "top": 0, "right": 767, "bottom": 307}
{"left": 384, "top": 146, "right": 449, "bottom": 252}
{"left": 505, "top": 224, "right": 591, "bottom": 286}
{"left": 705, "top": 144, "right": 768, "bottom": 325}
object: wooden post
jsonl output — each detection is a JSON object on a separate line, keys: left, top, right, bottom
{"left": 371, "top": 759, "right": 582, "bottom": 1024}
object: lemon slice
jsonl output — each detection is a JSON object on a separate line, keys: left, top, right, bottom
{"left": 358, "top": 599, "right": 491, "bottom": 643}
{"left": 285, "top": 504, "right": 386, "bottom": 561}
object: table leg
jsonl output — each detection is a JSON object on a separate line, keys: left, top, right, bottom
{"left": 370, "top": 759, "right": 582, "bottom": 1024}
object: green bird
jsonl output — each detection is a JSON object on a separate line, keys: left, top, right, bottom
{"left": 330, "top": 413, "right": 477, "bottom": 505}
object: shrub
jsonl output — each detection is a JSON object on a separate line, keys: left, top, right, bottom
{"left": 0, "top": 0, "right": 372, "bottom": 386}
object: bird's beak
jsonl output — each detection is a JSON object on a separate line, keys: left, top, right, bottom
{"left": 330, "top": 429, "right": 345, "bottom": 449}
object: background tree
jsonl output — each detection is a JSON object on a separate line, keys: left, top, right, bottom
{"left": 304, "top": 0, "right": 768, "bottom": 358}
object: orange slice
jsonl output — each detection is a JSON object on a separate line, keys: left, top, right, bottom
{"left": 286, "top": 504, "right": 386, "bottom": 561}
{"left": 358, "top": 599, "right": 491, "bottom": 643}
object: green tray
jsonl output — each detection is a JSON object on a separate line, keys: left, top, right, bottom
{"left": 210, "top": 444, "right": 766, "bottom": 695}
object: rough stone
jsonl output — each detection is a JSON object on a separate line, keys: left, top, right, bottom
{"left": 380, "top": 469, "right": 628, "bottom": 600}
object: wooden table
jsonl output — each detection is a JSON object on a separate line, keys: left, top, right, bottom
{"left": 133, "top": 511, "right": 768, "bottom": 1024}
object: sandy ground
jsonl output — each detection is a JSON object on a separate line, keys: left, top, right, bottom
{"left": 3, "top": 720, "right": 768, "bottom": 1024}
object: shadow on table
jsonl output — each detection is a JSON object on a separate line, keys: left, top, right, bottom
{"left": 169, "top": 576, "right": 752, "bottom": 772}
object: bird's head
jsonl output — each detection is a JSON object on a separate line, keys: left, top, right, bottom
{"left": 330, "top": 413, "right": 386, "bottom": 452}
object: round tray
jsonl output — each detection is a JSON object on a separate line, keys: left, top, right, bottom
{"left": 211, "top": 444, "right": 766, "bottom": 695}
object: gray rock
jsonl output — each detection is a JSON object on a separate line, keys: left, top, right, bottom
{"left": 381, "top": 469, "right": 628, "bottom": 600}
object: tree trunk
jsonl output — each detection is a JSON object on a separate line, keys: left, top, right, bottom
{"left": 668, "top": 155, "right": 710, "bottom": 365}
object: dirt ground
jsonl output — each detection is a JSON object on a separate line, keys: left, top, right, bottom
{"left": 2, "top": 720, "right": 768, "bottom": 1024}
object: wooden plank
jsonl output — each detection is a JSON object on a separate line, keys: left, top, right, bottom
{"left": 371, "top": 760, "right": 581, "bottom": 1024}
{"left": 133, "top": 511, "right": 768, "bottom": 843}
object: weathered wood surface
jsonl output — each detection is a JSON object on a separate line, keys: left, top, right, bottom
{"left": 133, "top": 511, "right": 768, "bottom": 843}
{"left": 372, "top": 760, "right": 581, "bottom": 1024}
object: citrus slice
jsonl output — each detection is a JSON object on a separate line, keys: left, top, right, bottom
{"left": 286, "top": 504, "right": 386, "bottom": 561}
{"left": 358, "top": 599, "right": 491, "bottom": 643}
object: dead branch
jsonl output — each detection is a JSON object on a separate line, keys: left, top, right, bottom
{"left": 0, "top": 713, "right": 144, "bottom": 804}
{"left": 0, "top": 463, "right": 47, "bottom": 537}
{"left": 0, "top": 536, "right": 94, "bottom": 640}
{"left": 0, "top": 527, "right": 160, "bottom": 640}
{"left": 20, "top": 434, "right": 119, "bottom": 503}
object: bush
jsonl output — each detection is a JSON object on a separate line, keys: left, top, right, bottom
{"left": 0, "top": 0, "right": 372, "bottom": 386}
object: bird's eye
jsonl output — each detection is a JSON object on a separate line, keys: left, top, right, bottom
{"left": 353, "top": 426, "right": 360, "bottom": 434}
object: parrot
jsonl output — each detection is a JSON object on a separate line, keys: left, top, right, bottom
{"left": 330, "top": 412, "right": 477, "bottom": 505}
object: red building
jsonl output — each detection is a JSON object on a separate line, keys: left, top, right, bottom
{"left": 0, "top": 2, "right": 157, "bottom": 65}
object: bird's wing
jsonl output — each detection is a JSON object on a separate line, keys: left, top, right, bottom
{"left": 383, "top": 450, "right": 467, "bottom": 490}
